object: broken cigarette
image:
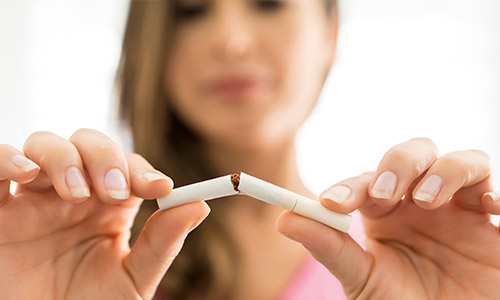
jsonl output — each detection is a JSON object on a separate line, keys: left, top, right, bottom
{"left": 157, "top": 174, "right": 238, "bottom": 210}
{"left": 157, "top": 172, "right": 352, "bottom": 233}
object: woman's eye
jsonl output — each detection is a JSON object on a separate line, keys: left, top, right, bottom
{"left": 174, "top": 3, "right": 209, "bottom": 21}
{"left": 253, "top": 0, "right": 285, "bottom": 12}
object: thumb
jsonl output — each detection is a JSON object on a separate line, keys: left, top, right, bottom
{"left": 276, "top": 211, "right": 373, "bottom": 298}
{"left": 123, "top": 201, "right": 210, "bottom": 299}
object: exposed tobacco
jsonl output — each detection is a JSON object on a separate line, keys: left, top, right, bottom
{"left": 230, "top": 173, "right": 240, "bottom": 191}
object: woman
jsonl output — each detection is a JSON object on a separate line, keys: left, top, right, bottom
{"left": 1, "top": 0, "right": 499, "bottom": 299}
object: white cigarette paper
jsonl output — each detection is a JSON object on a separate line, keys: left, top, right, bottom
{"left": 156, "top": 172, "right": 352, "bottom": 233}
{"left": 238, "top": 173, "right": 352, "bottom": 233}
{"left": 157, "top": 174, "right": 238, "bottom": 210}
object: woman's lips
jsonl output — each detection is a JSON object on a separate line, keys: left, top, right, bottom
{"left": 208, "top": 77, "right": 265, "bottom": 99}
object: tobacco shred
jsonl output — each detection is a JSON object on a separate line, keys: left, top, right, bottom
{"left": 230, "top": 173, "right": 240, "bottom": 191}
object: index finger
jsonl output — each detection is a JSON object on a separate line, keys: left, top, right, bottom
{"left": 320, "top": 172, "right": 399, "bottom": 219}
{"left": 69, "top": 128, "right": 130, "bottom": 204}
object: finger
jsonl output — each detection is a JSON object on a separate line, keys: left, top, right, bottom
{"left": 320, "top": 172, "right": 400, "bottom": 218}
{"left": 411, "top": 150, "right": 492, "bottom": 210}
{"left": 368, "top": 137, "right": 438, "bottom": 206}
{"left": 482, "top": 191, "right": 500, "bottom": 215}
{"left": 0, "top": 144, "right": 41, "bottom": 203}
{"left": 123, "top": 201, "right": 210, "bottom": 300}
{"left": 125, "top": 153, "right": 174, "bottom": 199}
{"left": 22, "top": 132, "right": 91, "bottom": 203}
{"left": 69, "top": 128, "right": 130, "bottom": 204}
{"left": 319, "top": 172, "right": 373, "bottom": 214}
{"left": 0, "top": 144, "right": 40, "bottom": 182}
{"left": 449, "top": 176, "right": 494, "bottom": 213}
{"left": 276, "top": 211, "right": 373, "bottom": 298}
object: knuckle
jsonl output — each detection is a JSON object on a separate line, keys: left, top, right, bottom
{"left": 394, "top": 137, "right": 439, "bottom": 158}
{"left": 125, "top": 153, "right": 150, "bottom": 171}
{"left": 70, "top": 130, "right": 120, "bottom": 158}
{"left": 435, "top": 154, "right": 458, "bottom": 167}
{"left": 23, "top": 132, "right": 74, "bottom": 164}
{"left": 410, "top": 137, "right": 437, "bottom": 148}
{"left": 43, "top": 145, "right": 79, "bottom": 170}
{"left": 447, "top": 149, "right": 493, "bottom": 178}
{"left": 69, "top": 128, "right": 98, "bottom": 141}
{"left": 26, "top": 131, "right": 53, "bottom": 143}
{"left": 469, "top": 149, "right": 492, "bottom": 164}
{"left": 435, "top": 154, "right": 469, "bottom": 181}
{"left": 384, "top": 149, "right": 425, "bottom": 176}
{"left": 385, "top": 148, "right": 413, "bottom": 162}
{"left": 24, "top": 131, "right": 62, "bottom": 154}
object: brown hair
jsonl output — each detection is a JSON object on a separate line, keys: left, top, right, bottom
{"left": 116, "top": 1, "right": 337, "bottom": 299}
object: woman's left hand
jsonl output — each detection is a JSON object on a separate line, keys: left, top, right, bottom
{"left": 277, "top": 138, "right": 500, "bottom": 300}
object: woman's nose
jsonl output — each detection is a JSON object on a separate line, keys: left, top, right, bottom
{"left": 210, "top": 6, "right": 255, "bottom": 62}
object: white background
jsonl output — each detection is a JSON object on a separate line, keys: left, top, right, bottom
{"left": 0, "top": 1, "right": 499, "bottom": 223}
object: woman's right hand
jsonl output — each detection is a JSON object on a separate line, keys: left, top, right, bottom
{"left": 0, "top": 129, "right": 210, "bottom": 300}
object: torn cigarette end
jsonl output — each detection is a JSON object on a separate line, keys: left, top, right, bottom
{"left": 230, "top": 173, "right": 240, "bottom": 191}
{"left": 157, "top": 174, "right": 238, "bottom": 210}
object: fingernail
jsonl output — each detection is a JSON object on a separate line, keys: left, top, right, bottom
{"left": 414, "top": 175, "right": 442, "bottom": 203}
{"left": 485, "top": 192, "right": 500, "bottom": 202}
{"left": 323, "top": 185, "right": 352, "bottom": 204}
{"left": 371, "top": 171, "right": 397, "bottom": 199}
{"left": 142, "top": 171, "right": 167, "bottom": 183}
{"left": 12, "top": 155, "right": 40, "bottom": 173}
{"left": 65, "top": 167, "right": 90, "bottom": 198}
{"left": 104, "top": 168, "right": 129, "bottom": 200}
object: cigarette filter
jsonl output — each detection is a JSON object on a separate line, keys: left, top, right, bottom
{"left": 156, "top": 172, "right": 352, "bottom": 233}
{"left": 238, "top": 173, "right": 352, "bottom": 233}
{"left": 157, "top": 174, "right": 238, "bottom": 210}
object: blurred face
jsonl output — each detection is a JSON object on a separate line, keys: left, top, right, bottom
{"left": 165, "top": 0, "right": 337, "bottom": 150}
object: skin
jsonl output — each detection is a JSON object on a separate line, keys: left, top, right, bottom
{"left": 165, "top": 0, "right": 337, "bottom": 298}
{"left": 277, "top": 139, "right": 500, "bottom": 299}
{"left": 1, "top": 1, "right": 499, "bottom": 300}
{"left": 165, "top": 0, "right": 336, "bottom": 152}
{"left": 0, "top": 129, "right": 210, "bottom": 299}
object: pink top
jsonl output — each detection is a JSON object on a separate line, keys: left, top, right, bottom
{"left": 275, "top": 254, "right": 346, "bottom": 300}
{"left": 154, "top": 212, "right": 365, "bottom": 300}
